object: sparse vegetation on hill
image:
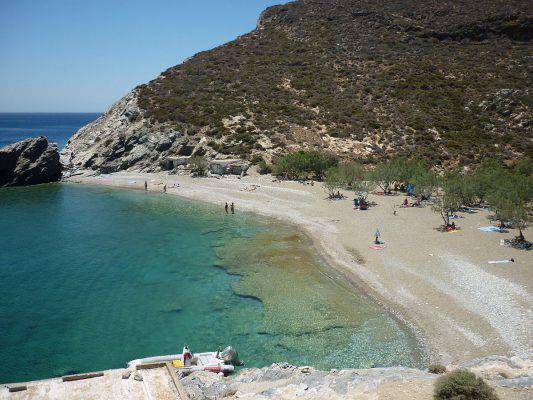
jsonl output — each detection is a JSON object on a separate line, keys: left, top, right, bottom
{"left": 63, "top": 0, "right": 532, "bottom": 175}
{"left": 136, "top": 0, "right": 532, "bottom": 166}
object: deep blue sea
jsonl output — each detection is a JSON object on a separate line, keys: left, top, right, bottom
{"left": 0, "top": 113, "right": 99, "bottom": 148}
{"left": 0, "top": 114, "right": 423, "bottom": 384}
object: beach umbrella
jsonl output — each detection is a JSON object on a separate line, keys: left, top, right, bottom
{"left": 374, "top": 229, "right": 381, "bottom": 238}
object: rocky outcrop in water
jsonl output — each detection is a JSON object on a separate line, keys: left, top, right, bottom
{"left": 0, "top": 136, "right": 61, "bottom": 187}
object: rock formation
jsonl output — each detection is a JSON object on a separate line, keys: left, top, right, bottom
{"left": 63, "top": 0, "right": 532, "bottom": 174}
{"left": 181, "top": 357, "right": 532, "bottom": 400}
{"left": 0, "top": 136, "right": 62, "bottom": 187}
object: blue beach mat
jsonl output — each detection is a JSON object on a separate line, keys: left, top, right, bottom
{"left": 478, "top": 226, "right": 503, "bottom": 232}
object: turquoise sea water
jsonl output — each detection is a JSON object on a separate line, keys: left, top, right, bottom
{"left": 0, "top": 184, "right": 423, "bottom": 383}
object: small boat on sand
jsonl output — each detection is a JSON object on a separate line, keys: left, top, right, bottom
{"left": 128, "top": 345, "right": 242, "bottom": 375}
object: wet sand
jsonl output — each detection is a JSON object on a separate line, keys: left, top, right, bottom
{"left": 66, "top": 171, "right": 532, "bottom": 364}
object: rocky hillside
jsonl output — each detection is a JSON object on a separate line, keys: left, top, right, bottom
{"left": 62, "top": 0, "right": 532, "bottom": 174}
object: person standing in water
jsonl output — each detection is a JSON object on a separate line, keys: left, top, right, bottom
{"left": 144, "top": 181, "right": 148, "bottom": 191}
{"left": 230, "top": 202, "right": 235, "bottom": 214}
{"left": 225, "top": 202, "right": 229, "bottom": 214}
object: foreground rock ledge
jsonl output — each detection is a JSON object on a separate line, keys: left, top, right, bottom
{"left": 0, "top": 136, "right": 61, "bottom": 187}
{"left": 1, "top": 357, "right": 530, "bottom": 400}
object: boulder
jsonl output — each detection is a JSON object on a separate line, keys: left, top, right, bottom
{"left": 0, "top": 136, "right": 62, "bottom": 187}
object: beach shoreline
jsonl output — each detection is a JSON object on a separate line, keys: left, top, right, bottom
{"left": 65, "top": 170, "right": 532, "bottom": 365}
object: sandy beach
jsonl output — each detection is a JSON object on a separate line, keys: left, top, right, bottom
{"left": 66, "top": 171, "right": 532, "bottom": 365}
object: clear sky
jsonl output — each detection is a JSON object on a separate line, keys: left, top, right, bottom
{"left": 0, "top": 0, "right": 285, "bottom": 112}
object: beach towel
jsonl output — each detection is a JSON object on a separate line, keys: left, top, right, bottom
{"left": 369, "top": 244, "right": 386, "bottom": 250}
{"left": 488, "top": 260, "right": 514, "bottom": 264}
{"left": 478, "top": 226, "right": 503, "bottom": 232}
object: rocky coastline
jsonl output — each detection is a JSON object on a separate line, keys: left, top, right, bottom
{"left": 0, "top": 136, "right": 61, "bottom": 187}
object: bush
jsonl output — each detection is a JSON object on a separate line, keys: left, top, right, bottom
{"left": 188, "top": 155, "right": 208, "bottom": 176}
{"left": 258, "top": 160, "right": 272, "bottom": 175}
{"left": 434, "top": 369, "right": 499, "bottom": 400}
{"left": 273, "top": 151, "right": 338, "bottom": 180}
{"left": 428, "top": 364, "right": 447, "bottom": 374}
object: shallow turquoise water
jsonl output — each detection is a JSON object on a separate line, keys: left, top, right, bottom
{"left": 0, "top": 184, "right": 423, "bottom": 383}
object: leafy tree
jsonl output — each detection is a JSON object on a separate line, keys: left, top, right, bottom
{"left": 273, "top": 151, "right": 338, "bottom": 180}
{"left": 411, "top": 169, "right": 438, "bottom": 201}
{"left": 432, "top": 171, "right": 465, "bottom": 227}
{"left": 368, "top": 156, "right": 430, "bottom": 194}
{"left": 189, "top": 155, "right": 209, "bottom": 176}
{"left": 486, "top": 173, "right": 532, "bottom": 240}
{"left": 323, "top": 166, "right": 345, "bottom": 197}
{"left": 469, "top": 159, "right": 507, "bottom": 205}
{"left": 395, "top": 156, "right": 429, "bottom": 186}
{"left": 368, "top": 160, "right": 401, "bottom": 194}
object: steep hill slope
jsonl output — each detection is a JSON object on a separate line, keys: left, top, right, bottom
{"left": 62, "top": 0, "right": 532, "bottom": 173}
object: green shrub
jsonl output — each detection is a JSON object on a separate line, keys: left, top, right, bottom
{"left": 258, "top": 160, "right": 273, "bottom": 174}
{"left": 188, "top": 155, "right": 208, "bottom": 176}
{"left": 273, "top": 151, "right": 338, "bottom": 180}
{"left": 434, "top": 369, "right": 499, "bottom": 400}
{"left": 324, "top": 162, "right": 368, "bottom": 190}
{"left": 250, "top": 154, "right": 264, "bottom": 165}
{"left": 428, "top": 364, "right": 447, "bottom": 374}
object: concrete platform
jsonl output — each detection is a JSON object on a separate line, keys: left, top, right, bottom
{"left": 0, "top": 367, "right": 177, "bottom": 400}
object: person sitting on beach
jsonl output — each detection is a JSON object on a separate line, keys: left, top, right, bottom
{"left": 402, "top": 198, "right": 408, "bottom": 207}
{"left": 445, "top": 222, "right": 457, "bottom": 231}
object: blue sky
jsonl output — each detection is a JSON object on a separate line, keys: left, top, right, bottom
{"left": 0, "top": 0, "right": 285, "bottom": 112}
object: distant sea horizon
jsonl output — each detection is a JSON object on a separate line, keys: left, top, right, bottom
{"left": 0, "top": 112, "right": 101, "bottom": 149}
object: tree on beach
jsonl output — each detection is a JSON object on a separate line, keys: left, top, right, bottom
{"left": 368, "top": 156, "right": 430, "bottom": 194}
{"left": 324, "top": 166, "right": 345, "bottom": 198}
{"left": 273, "top": 151, "right": 338, "bottom": 180}
{"left": 432, "top": 172, "right": 464, "bottom": 228}
{"left": 468, "top": 160, "right": 507, "bottom": 205}
{"left": 411, "top": 169, "right": 438, "bottom": 201}
{"left": 368, "top": 159, "right": 401, "bottom": 194}
{"left": 486, "top": 173, "right": 532, "bottom": 241}
{"left": 189, "top": 155, "right": 209, "bottom": 176}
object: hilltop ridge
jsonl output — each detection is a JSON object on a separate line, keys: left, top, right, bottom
{"left": 62, "top": 0, "right": 532, "bottom": 173}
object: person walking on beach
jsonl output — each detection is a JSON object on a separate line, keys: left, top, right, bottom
{"left": 225, "top": 202, "right": 229, "bottom": 214}
{"left": 163, "top": 184, "right": 167, "bottom": 193}
{"left": 230, "top": 202, "right": 235, "bottom": 214}
{"left": 144, "top": 181, "right": 148, "bottom": 191}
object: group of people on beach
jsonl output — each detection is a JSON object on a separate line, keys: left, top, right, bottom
{"left": 144, "top": 180, "right": 171, "bottom": 193}
{"left": 225, "top": 202, "right": 235, "bottom": 214}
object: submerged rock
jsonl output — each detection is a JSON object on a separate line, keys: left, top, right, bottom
{"left": 0, "top": 136, "right": 61, "bottom": 187}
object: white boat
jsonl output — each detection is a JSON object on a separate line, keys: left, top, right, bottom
{"left": 128, "top": 346, "right": 240, "bottom": 375}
